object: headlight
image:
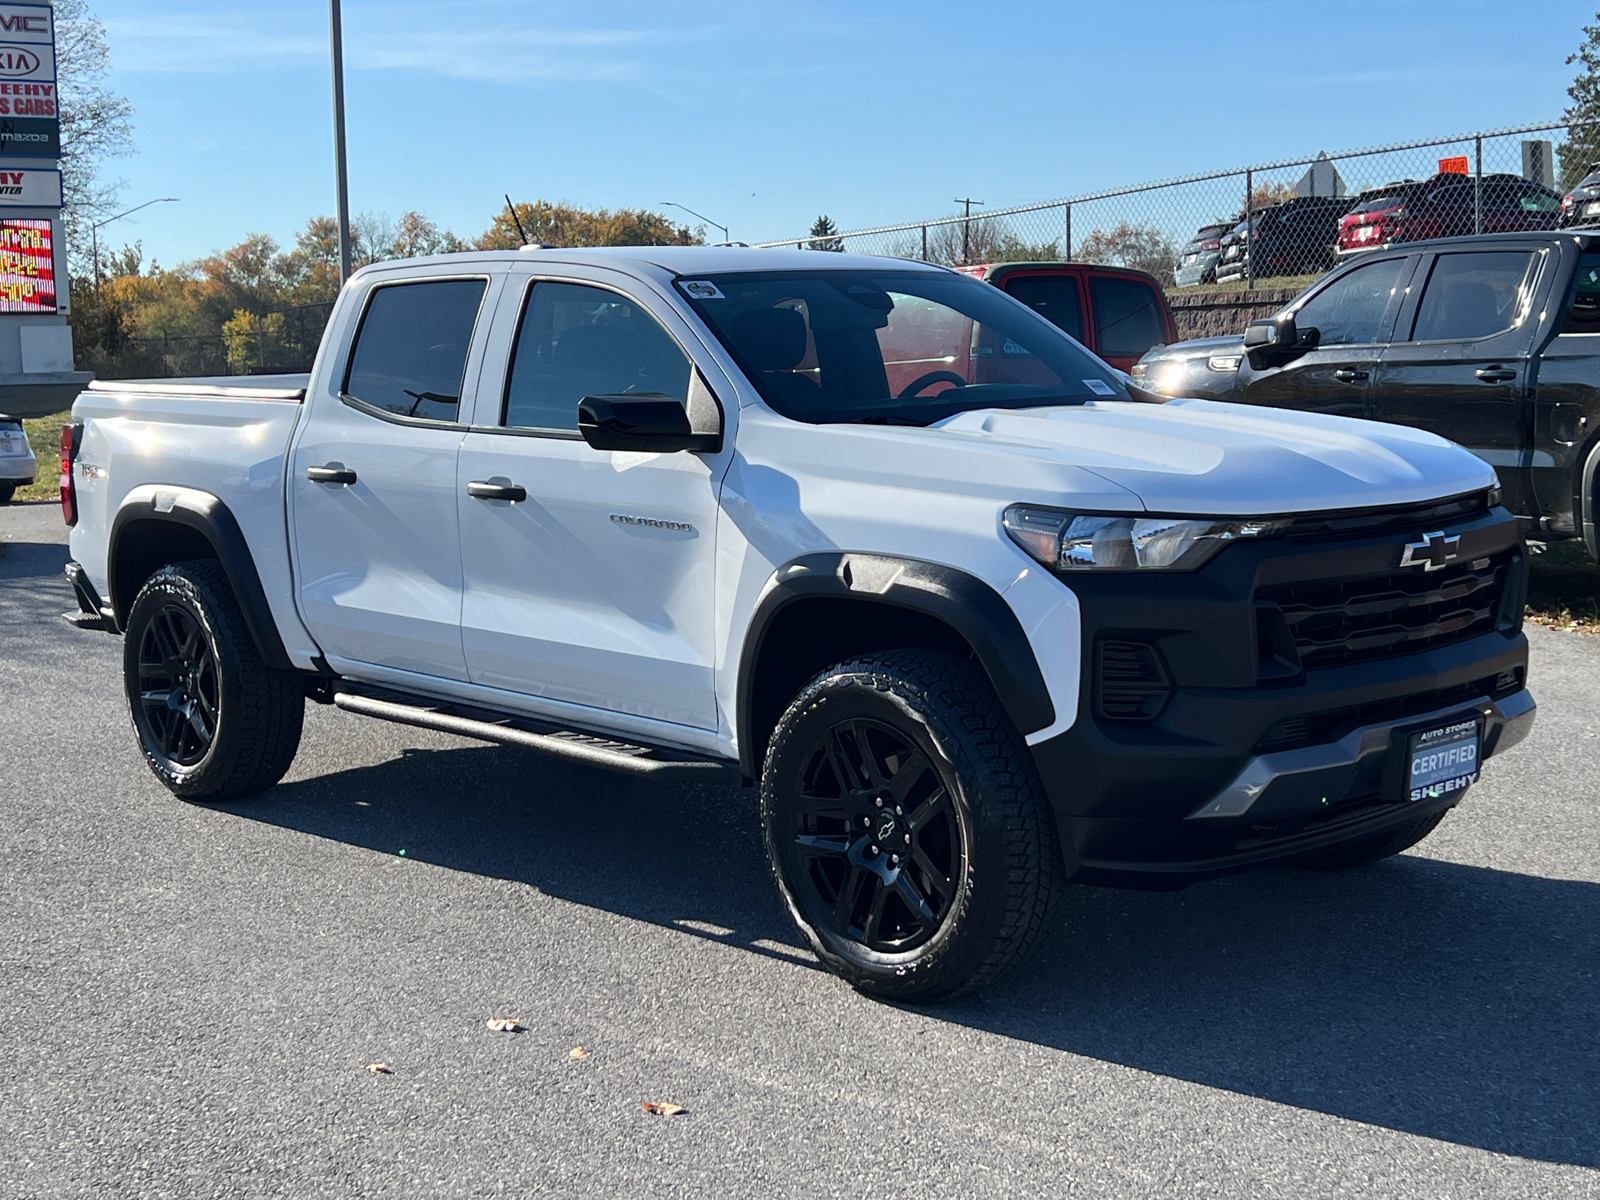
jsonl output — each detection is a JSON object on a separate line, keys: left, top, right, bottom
{"left": 1206, "top": 354, "right": 1242, "bottom": 373}
{"left": 1003, "top": 505, "right": 1287, "bottom": 572}
{"left": 1149, "top": 362, "right": 1187, "bottom": 395}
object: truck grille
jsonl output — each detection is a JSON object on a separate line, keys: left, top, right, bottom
{"left": 1257, "top": 550, "right": 1509, "bottom": 671}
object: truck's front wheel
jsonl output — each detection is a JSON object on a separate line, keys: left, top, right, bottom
{"left": 761, "top": 649, "right": 1062, "bottom": 1002}
{"left": 123, "top": 561, "right": 303, "bottom": 802}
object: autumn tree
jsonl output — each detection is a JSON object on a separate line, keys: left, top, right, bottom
{"left": 479, "top": 201, "right": 702, "bottom": 249}
{"left": 1074, "top": 222, "right": 1180, "bottom": 287}
{"left": 1559, "top": 12, "right": 1600, "bottom": 188}
{"left": 55, "top": 0, "right": 134, "bottom": 274}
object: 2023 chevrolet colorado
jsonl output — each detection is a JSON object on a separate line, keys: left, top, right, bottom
{"left": 63, "top": 246, "right": 1535, "bottom": 1000}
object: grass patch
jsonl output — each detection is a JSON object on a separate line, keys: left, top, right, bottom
{"left": 10, "top": 408, "right": 72, "bottom": 503}
{"left": 1526, "top": 538, "right": 1600, "bottom": 632}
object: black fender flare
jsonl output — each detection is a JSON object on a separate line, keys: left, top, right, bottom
{"left": 107, "top": 489, "right": 293, "bottom": 670}
{"left": 736, "top": 551, "right": 1056, "bottom": 779}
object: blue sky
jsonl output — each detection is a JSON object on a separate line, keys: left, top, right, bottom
{"left": 92, "top": 0, "right": 1593, "bottom": 265}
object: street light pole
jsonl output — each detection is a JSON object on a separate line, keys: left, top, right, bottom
{"left": 89, "top": 197, "right": 178, "bottom": 297}
{"left": 661, "top": 201, "right": 728, "bottom": 245}
{"left": 329, "top": 0, "right": 352, "bottom": 282}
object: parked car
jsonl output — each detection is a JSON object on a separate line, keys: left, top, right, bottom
{"left": 1335, "top": 180, "right": 1427, "bottom": 258}
{"left": 1215, "top": 196, "right": 1347, "bottom": 283}
{"left": 1560, "top": 164, "right": 1600, "bottom": 228}
{"left": 0, "top": 412, "right": 35, "bottom": 503}
{"left": 1134, "top": 229, "right": 1600, "bottom": 552}
{"left": 63, "top": 246, "right": 1533, "bottom": 1002}
{"left": 1354, "top": 174, "right": 1562, "bottom": 249}
{"left": 954, "top": 260, "right": 1178, "bottom": 370}
{"left": 1173, "top": 221, "right": 1236, "bottom": 287}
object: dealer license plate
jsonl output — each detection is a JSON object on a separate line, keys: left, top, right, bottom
{"left": 1585, "top": 201, "right": 1600, "bottom": 216}
{"left": 1406, "top": 719, "right": 1481, "bottom": 802}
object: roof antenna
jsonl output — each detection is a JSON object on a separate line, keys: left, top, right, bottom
{"left": 504, "top": 194, "right": 531, "bottom": 246}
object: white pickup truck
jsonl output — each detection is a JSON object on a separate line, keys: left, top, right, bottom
{"left": 63, "top": 246, "right": 1535, "bottom": 1000}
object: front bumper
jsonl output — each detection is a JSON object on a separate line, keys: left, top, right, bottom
{"left": 1028, "top": 501, "right": 1532, "bottom": 887}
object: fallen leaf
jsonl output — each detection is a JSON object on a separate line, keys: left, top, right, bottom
{"left": 569, "top": 1046, "right": 589, "bottom": 1060}
{"left": 641, "top": 1101, "right": 687, "bottom": 1116}
{"left": 366, "top": 1063, "right": 391, "bottom": 1074}
{"left": 486, "top": 1018, "right": 522, "bottom": 1033}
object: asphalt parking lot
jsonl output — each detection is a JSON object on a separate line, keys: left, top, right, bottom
{"left": 2, "top": 500, "right": 1598, "bottom": 1199}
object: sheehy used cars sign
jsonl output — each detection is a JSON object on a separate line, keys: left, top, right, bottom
{"left": 0, "top": 167, "right": 60, "bottom": 205}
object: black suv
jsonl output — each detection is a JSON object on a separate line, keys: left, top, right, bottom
{"left": 1561, "top": 164, "right": 1600, "bottom": 228}
{"left": 1215, "top": 196, "right": 1349, "bottom": 282}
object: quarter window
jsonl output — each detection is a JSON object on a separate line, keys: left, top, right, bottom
{"left": 343, "top": 279, "right": 486, "bottom": 422}
{"left": 502, "top": 282, "right": 692, "bottom": 433}
{"left": 1407, "top": 251, "right": 1536, "bottom": 342}
{"left": 1289, "top": 256, "right": 1406, "bottom": 346}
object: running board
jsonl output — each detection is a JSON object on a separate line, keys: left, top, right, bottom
{"left": 332, "top": 691, "right": 738, "bottom": 782}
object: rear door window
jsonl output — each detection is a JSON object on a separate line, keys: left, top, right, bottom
{"left": 1001, "top": 275, "right": 1084, "bottom": 341}
{"left": 1289, "top": 256, "right": 1406, "bottom": 345}
{"left": 1406, "top": 251, "right": 1537, "bottom": 342}
{"left": 1087, "top": 276, "right": 1165, "bottom": 357}
{"left": 502, "top": 281, "right": 691, "bottom": 433}
{"left": 1560, "top": 251, "right": 1600, "bottom": 334}
{"left": 343, "top": 279, "right": 487, "bottom": 422}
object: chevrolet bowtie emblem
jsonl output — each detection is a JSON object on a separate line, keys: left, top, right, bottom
{"left": 1399, "top": 530, "right": 1461, "bottom": 572}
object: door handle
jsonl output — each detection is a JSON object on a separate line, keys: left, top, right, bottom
{"left": 467, "top": 480, "right": 527, "bottom": 502}
{"left": 1331, "top": 369, "right": 1369, "bottom": 383}
{"left": 306, "top": 462, "right": 357, "bottom": 485}
{"left": 1475, "top": 367, "right": 1517, "bottom": 383}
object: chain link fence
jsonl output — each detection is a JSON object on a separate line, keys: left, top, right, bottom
{"left": 106, "top": 301, "right": 336, "bottom": 379}
{"left": 755, "top": 120, "right": 1596, "bottom": 297}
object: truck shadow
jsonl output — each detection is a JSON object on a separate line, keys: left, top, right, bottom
{"left": 245, "top": 740, "right": 1599, "bottom": 1169}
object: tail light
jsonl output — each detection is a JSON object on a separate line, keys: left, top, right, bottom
{"left": 1201, "top": 239, "right": 1220, "bottom": 251}
{"left": 60, "top": 421, "right": 81, "bottom": 526}
{"left": 1564, "top": 194, "right": 1576, "bottom": 211}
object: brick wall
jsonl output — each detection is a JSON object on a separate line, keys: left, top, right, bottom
{"left": 1165, "top": 288, "right": 1300, "bottom": 341}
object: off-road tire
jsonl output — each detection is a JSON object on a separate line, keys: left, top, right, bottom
{"left": 760, "top": 648, "right": 1063, "bottom": 1002}
{"left": 1295, "top": 809, "right": 1448, "bottom": 871}
{"left": 123, "top": 560, "right": 303, "bottom": 802}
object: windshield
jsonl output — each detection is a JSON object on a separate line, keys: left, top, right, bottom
{"left": 677, "top": 269, "right": 1127, "bottom": 426}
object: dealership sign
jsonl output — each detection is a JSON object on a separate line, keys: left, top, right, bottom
{"left": 0, "top": 167, "right": 59, "bottom": 205}
{"left": 0, "top": 5, "right": 54, "bottom": 157}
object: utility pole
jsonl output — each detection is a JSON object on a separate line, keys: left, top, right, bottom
{"left": 329, "top": 0, "right": 352, "bottom": 283}
{"left": 954, "top": 197, "right": 984, "bottom": 265}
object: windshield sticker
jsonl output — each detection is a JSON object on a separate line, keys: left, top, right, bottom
{"left": 678, "top": 280, "right": 725, "bottom": 300}
{"left": 1082, "top": 378, "right": 1116, "bottom": 396}
{"left": 1002, "top": 338, "right": 1033, "bottom": 356}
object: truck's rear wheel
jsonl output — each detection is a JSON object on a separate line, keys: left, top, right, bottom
{"left": 1295, "top": 809, "right": 1447, "bottom": 871}
{"left": 760, "top": 649, "right": 1062, "bottom": 1002}
{"left": 123, "top": 561, "right": 303, "bottom": 802}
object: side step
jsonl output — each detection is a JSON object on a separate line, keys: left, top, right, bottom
{"left": 332, "top": 691, "right": 739, "bottom": 783}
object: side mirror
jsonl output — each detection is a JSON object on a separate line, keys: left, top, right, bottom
{"left": 1243, "top": 313, "right": 1309, "bottom": 367}
{"left": 578, "top": 375, "right": 724, "bottom": 454}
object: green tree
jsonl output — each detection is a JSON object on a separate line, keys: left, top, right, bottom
{"left": 1559, "top": 13, "right": 1600, "bottom": 189}
{"left": 807, "top": 215, "right": 844, "bottom": 252}
{"left": 479, "top": 201, "right": 702, "bottom": 249}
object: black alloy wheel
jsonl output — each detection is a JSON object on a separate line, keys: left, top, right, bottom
{"left": 134, "top": 603, "right": 221, "bottom": 768}
{"left": 123, "top": 561, "right": 304, "bottom": 802}
{"left": 762, "top": 649, "right": 1063, "bottom": 1002}
{"left": 786, "top": 716, "right": 963, "bottom": 954}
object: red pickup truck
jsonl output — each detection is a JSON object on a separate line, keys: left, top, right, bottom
{"left": 956, "top": 261, "right": 1179, "bottom": 371}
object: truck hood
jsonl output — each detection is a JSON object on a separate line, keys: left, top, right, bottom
{"left": 1138, "top": 334, "right": 1243, "bottom": 363}
{"left": 932, "top": 398, "right": 1496, "bottom": 515}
